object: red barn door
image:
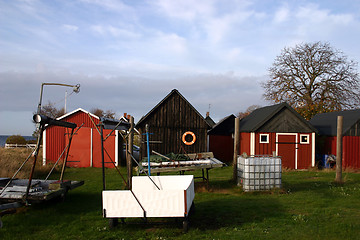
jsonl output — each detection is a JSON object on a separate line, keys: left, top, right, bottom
{"left": 65, "top": 128, "right": 91, "bottom": 167}
{"left": 277, "top": 134, "right": 297, "bottom": 169}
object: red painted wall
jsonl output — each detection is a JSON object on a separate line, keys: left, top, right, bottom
{"left": 45, "top": 127, "right": 66, "bottom": 164}
{"left": 238, "top": 132, "right": 313, "bottom": 169}
{"left": 322, "top": 136, "right": 360, "bottom": 169}
{"left": 343, "top": 136, "right": 360, "bottom": 169}
{"left": 45, "top": 110, "right": 117, "bottom": 168}
{"left": 255, "top": 132, "right": 276, "bottom": 155}
{"left": 239, "top": 132, "right": 251, "bottom": 156}
{"left": 209, "top": 135, "right": 233, "bottom": 163}
{"left": 297, "top": 133, "right": 313, "bottom": 169}
{"left": 92, "top": 129, "right": 116, "bottom": 168}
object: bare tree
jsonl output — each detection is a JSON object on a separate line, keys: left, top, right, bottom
{"left": 32, "top": 101, "right": 65, "bottom": 137}
{"left": 38, "top": 101, "right": 65, "bottom": 118}
{"left": 238, "top": 105, "right": 261, "bottom": 119}
{"left": 91, "top": 108, "right": 116, "bottom": 119}
{"left": 262, "top": 42, "right": 360, "bottom": 119}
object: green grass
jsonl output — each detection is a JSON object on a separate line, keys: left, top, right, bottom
{"left": 1, "top": 167, "right": 360, "bottom": 240}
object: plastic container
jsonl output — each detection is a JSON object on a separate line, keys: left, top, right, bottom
{"left": 237, "top": 155, "right": 282, "bottom": 191}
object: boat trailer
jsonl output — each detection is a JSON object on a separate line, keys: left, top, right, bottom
{"left": 0, "top": 114, "right": 84, "bottom": 228}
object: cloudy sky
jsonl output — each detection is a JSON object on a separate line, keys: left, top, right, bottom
{"left": 1, "top": 0, "right": 360, "bottom": 135}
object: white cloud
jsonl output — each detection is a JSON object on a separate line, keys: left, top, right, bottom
{"left": 273, "top": 5, "right": 289, "bottom": 23}
{"left": 296, "top": 4, "right": 353, "bottom": 24}
{"left": 90, "top": 25, "right": 140, "bottom": 39}
{"left": 154, "top": 0, "right": 215, "bottom": 21}
{"left": 79, "top": 0, "right": 132, "bottom": 13}
{"left": 224, "top": 47, "right": 243, "bottom": 61}
{"left": 1, "top": 0, "right": 360, "bottom": 135}
{"left": 62, "top": 24, "right": 79, "bottom": 32}
{"left": 294, "top": 4, "right": 356, "bottom": 39}
{"left": 155, "top": 32, "right": 188, "bottom": 55}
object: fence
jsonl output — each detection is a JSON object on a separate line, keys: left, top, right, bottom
{"left": 5, "top": 144, "right": 37, "bottom": 149}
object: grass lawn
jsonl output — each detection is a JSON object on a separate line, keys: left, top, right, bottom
{"left": 1, "top": 166, "right": 360, "bottom": 240}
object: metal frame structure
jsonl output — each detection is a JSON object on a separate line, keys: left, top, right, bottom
{"left": 0, "top": 114, "right": 84, "bottom": 228}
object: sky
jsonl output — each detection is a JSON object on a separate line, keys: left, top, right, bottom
{"left": 1, "top": 0, "right": 360, "bottom": 136}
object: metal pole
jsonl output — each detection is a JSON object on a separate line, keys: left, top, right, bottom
{"left": 37, "top": 83, "right": 80, "bottom": 114}
{"left": 127, "top": 116, "right": 134, "bottom": 189}
{"left": 335, "top": 115, "right": 343, "bottom": 183}
{"left": 60, "top": 128, "right": 75, "bottom": 182}
{"left": 145, "top": 124, "right": 151, "bottom": 176}
{"left": 25, "top": 124, "right": 44, "bottom": 203}
{"left": 37, "top": 83, "right": 45, "bottom": 114}
{"left": 64, "top": 90, "right": 67, "bottom": 113}
{"left": 233, "top": 117, "right": 240, "bottom": 182}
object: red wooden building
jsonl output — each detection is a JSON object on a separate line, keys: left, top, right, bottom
{"left": 238, "top": 103, "right": 317, "bottom": 169}
{"left": 310, "top": 109, "right": 360, "bottom": 169}
{"left": 208, "top": 114, "right": 235, "bottom": 164}
{"left": 42, "top": 108, "right": 125, "bottom": 168}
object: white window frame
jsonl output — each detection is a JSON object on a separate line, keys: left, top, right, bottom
{"left": 259, "top": 134, "right": 269, "bottom": 144}
{"left": 300, "top": 134, "right": 310, "bottom": 144}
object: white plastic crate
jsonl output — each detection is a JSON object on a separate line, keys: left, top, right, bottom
{"left": 237, "top": 156, "right": 282, "bottom": 191}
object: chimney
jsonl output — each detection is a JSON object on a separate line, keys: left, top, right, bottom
{"left": 206, "top": 111, "right": 210, "bottom": 117}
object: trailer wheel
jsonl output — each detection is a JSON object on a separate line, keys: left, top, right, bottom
{"left": 183, "top": 218, "right": 189, "bottom": 233}
{"left": 109, "top": 218, "right": 118, "bottom": 229}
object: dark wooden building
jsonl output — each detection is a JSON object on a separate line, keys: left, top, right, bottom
{"left": 239, "top": 103, "right": 317, "bottom": 169}
{"left": 310, "top": 109, "right": 360, "bottom": 169}
{"left": 136, "top": 89, "right": 212, "bottom": 160}
{"left": 208, "top": 114, "right": 236, "bottom": 164}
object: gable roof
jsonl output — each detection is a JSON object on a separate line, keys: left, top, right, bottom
{"left": 136, "top": 89, "right": 210, "bottom": 127}
{"left": 240, "top": 102, "right": 317, "bottom": 132}
{"left": 56, "top": 108, "right": 99, "bottom": 121}
{"left": 205, "top": 115, "right": 216, "bottom": 128}
{"left": 208, "top": 114, "right": 236, "bottom": 135}
{"left": 310, "top": 109, "right": 360, "bottom": 136}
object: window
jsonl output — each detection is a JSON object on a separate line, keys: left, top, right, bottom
{"left": 300, "top": 134, "right": 309, "bottom": 144}
{"left": 259, "top": 134, "right": 269, "bottom": 143}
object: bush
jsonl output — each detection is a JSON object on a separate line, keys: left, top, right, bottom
{"left": 6, "top": 135, "right": 27, "bottom": 144}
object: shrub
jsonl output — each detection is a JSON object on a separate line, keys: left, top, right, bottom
{"left": 6, "top": 135, "right": 27, "bottom": 144}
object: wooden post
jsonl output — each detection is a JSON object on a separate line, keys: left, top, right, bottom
{"left": 127, "top": 116, "right": 134, "bottom": 190}
{"left": 100, "top": 124, "right": 106, "bottom": 191}
{"left": 233, "top": 117, "right": 240, "bottom": 182}
{"left": 335, "top": 116, "right": 343, "bottom": 183}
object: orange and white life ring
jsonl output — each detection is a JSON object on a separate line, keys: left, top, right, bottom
{"left": 182, "top": 131, "right": 196, "bottom": 145}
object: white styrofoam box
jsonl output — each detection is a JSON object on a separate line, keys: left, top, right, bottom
{"left": 103, "top": 175, "right": 195, "bottom": 218}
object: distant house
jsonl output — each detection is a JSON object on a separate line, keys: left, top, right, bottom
{"left": 205, "top": 112, "right": 216, "bottom": 128}
{"left": 208, "top": 114, "right": 236, "bottom": 164}
{"left": 43, "top": 108, "right": 128, "bottom": 168}
{"left": 310, "top": 109, "right": 360, "bottom": 169}
{"left": 239, "top": 103, "right": 317, "bottom": 169}
{"left": 136, "top": 89, "right": 212, "bottom": 160}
